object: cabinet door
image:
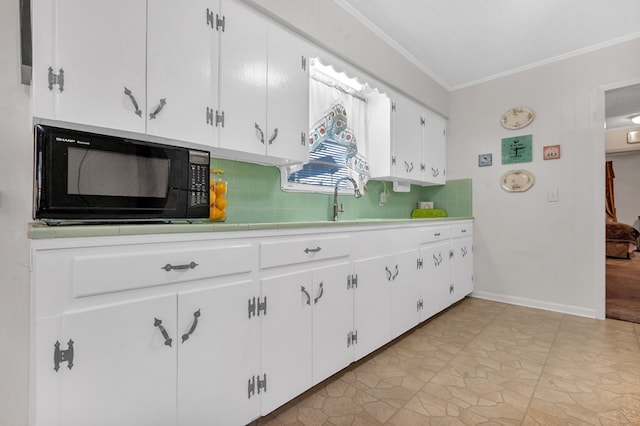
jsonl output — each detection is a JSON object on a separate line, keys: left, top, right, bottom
{"left": 265, "top": 23, "right": 309, "bottom": 164}
{"left": 50, "top": 0, "right": 147, "bottom": 132}
{"left": 219, "top": 0, "right": 268, "bottom": 156}
{"left": 420, "top": 241, "right": 452, "bottom": 320}
{"left": 423, "top": 109, "right": 447, "bottom": 184}
{"left": 55, "top": 295, "right": 177, "bottom": 426}
{"left": 392, "top": 96, "right": 423, "bottom": 181}
{"left": 451, "top": 237, "right": 474, "bottom": 303}
{"left": 147, "top": 0, "right": 220, "bottom": 146}
{"left": 353, "top": 255, "right": 392, "bottom": 360}
{"left": 177, "top": 278, "right": 260, "bottom": 426}
{"left": 390, "top": 249, "right": 421, "bottom": 338}
{"left": 260, "top": 270, "right": 313, "bottom": 415}
{"left": 312, "top": 262, "right": 353, "bottom": 385}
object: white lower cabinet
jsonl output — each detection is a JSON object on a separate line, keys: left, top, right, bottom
{"left": 177, "top": 279, "right": 260, "bottom": 426}
{"left": 311, "top": 262, "right": 354, "bottom": 385}
{"left": 36, "top": 295, "right": 178, "bottom": 426}
{"left": 260, "top": 270, "right": 313, "bottom": 414}
{"left": 451, "top": 237, "right": 474, "bottom": 304}
{"left": 417, "top": 221, "right": 474, "bottom": 317}
{"left": 260, "top": 260, "right": 352, "bottom": 414}
{"left": 31, "top": 221, "right": 473, "bottom": 425}
{"left": 419, "top": 241, "right": 452, "bottom": 320}
{"left": 352, "top": 248, "right": 420, "bottom": 360}
{"left": 35, "top": 280, "right": 261, "bottom": 426}
{"left": 352, "top": 254, "right": 392, "bottom": 360}
{"left": 390, "top": 249, "right": 421, "bottom": 339}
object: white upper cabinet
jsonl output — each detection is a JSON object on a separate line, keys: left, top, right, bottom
{"left": 32, "top": 0, "right": 220, "bottom": 147}
{"left": 218, "top": 0, "right": 309, "bottom": 165}
{"left": 422, "top": 109, "right": 447, "bottom": 185}
{"left": 392, "top": 95, "right": 425, "bottom": 182}
{"left": 368, "top": 91, "right": 447, "bottom": 186}
{"left": 265, "top": 23, "right": 310, "bottom": 164}
{"left": 32, "top": 0, "right": 147, "bottom": 133}
{"left": 146, "top": 0, "right": 220, "bottom": 146}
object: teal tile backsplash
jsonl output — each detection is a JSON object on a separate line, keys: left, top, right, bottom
{"left": 211, "top": 158, "right": 472, "bottom": 223}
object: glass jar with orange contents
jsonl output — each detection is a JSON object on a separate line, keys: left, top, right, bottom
{"left": 209, "top": 169, "right": 228, "bottom": 221}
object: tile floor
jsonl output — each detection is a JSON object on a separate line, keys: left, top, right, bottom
{"left": 255, "top": 298, "right": 640, "bottom": 425}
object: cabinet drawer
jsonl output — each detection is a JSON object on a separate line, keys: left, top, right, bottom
{"left": 451, "top": 223, "right": 473, "bottom": 238}
{"left": 259, "top": 235, "right": 350, "bottom": 269}
{"left": 420, "top": 226, "right": 451, "bottom": 244}
{"left": 73, "top": 242, "right": 253, "bottom": 297}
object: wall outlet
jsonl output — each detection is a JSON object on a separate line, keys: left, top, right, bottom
{"left": 379, "top": 191, "right": 387, "bottom": 205}
{"left": 547, "top": 188, "right": 559, "bottom": 202}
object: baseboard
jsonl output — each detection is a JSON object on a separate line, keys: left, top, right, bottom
{"left": 470, "top": 291, "right": 597, "bottom": 319}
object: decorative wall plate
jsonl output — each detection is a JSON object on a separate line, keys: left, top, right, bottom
{"left": 500, "top": 107, "right": 535, "bottom": 130}
{"left": 500, "top": 169, "right": 534, "bottom": 192}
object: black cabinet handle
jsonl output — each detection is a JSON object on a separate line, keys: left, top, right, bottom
{"left": 301, "top": 286, "right": 311, "bottom": 305}
{"left": 181, "top": 309, "right": 201, "bottom": 343}
{"left": 161, "top": 261, "right": 198, "bottom": 272}
{"left": 314, "top": 282, "right": 324, "bottom": 304}
{"left": 255, "top": 123, "right": 265, "bottom": 144}
{"left": 149, "top": 98, "right": 167, "bottom": 119}
{"left": 304, "top": 246, "right": 321, "bottom": 254}
{"left": 385, "top": 266, "right": 392, "bottom": 281}
{"left": 124, "top": 86, "right": 142, "bottom": 117}
{"left": 392, "top": 265, "right": 399, "bottom": 280}
{"left": 268, "top": 128, "right": 278, "bottom": 145}
{"left": 154, "top": 318, "right": 172, "bottom": 347}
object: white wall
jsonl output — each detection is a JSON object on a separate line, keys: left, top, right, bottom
{"left": 606, "top": 150, "right": 640, "bottom": 226}
{"left": 0, "top": 1, "right": 34, "bottom": 425}
{"left": 447, "top": 38, "right": 640, "bottom": 318}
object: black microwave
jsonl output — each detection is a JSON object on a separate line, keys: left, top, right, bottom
{"left": 33, "top": 125, "right": 210, "bottom": 224}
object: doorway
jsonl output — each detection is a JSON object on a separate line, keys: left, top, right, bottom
{"left": 604, "top": 83, "right": 640, "bottom": 323}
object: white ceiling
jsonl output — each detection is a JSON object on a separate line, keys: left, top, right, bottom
{"left": 337, "top": 0, "right": 640, "bottom": 91}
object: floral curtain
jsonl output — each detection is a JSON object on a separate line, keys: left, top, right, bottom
{"left": 605, "top": 160, "right": 617, "bottom": 222}
{"left": 308, "top": 77, "right": 370, "bottom": 185}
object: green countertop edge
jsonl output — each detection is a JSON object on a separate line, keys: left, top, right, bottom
{"left": 28, "top": 217, "right": 474, "bottom": 240}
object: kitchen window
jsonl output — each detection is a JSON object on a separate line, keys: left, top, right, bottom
{"left": 281, "top": 58, "right": 387, "bottom": 194}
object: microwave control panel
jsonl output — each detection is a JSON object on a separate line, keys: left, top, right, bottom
{"left": 188, "top": 150, "right": 210, "bottom": 208}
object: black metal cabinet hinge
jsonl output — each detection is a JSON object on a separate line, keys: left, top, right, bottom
{"left": 347, "top": 330, "right": 358, "bottom": 347}
{"left": 247, "top": 374, "right": 267, "bottom": 398}
{"left": 347, "top": 274, "right": 358, "bottom": 289}
{"left": 216, "top": 14, "right": 226, "bottom": 32}
{"left": 215, "top": 110, "right": 225, "bottom": 127}
{"left": 206, "top": 8, "right": 214, "bottom": 28}
{"left": 47, "top": 67, "right": 64, "bottom": 91}
{"left": 257, "top": 297, "right": 267, "bottom": 316}
{"left": 257, "top": 373, "right": 267, "bottom": 394}
{"left": 53, "top": 339, "right": 74, "bottom": 372}
{"left": 248, "top": 296, "right": 267, "bottom": 318}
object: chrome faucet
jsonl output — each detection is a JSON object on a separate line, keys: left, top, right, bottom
{"left": 332, "top": 176, "right": 362, "bottom": 221}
